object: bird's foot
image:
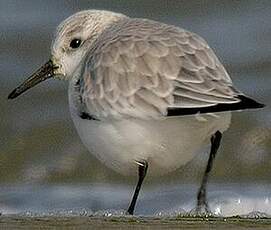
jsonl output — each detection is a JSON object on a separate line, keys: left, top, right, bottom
{"left": 190, "top": 203, "right": 213, "bottom": 217}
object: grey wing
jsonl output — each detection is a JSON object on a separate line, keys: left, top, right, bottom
{"left": 80, "top": 24, "right": 241, "bottom": 119}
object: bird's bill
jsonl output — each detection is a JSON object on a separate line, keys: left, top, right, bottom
{"left": 8, "top": 60, "right": 58, "bottom": 99}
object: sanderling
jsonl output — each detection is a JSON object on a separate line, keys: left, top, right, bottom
{"left": 8, "top": 10, "right": 264, "bottom": 215}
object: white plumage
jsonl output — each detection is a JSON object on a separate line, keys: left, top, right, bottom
{"left": 63, "top": 10, "right": 241, "bottom": 176}
{"left": 8, "top": 9, "right": 264, "bottom": 214}
{"left": 69, "top": 96, "right": 231, "bottom": 175}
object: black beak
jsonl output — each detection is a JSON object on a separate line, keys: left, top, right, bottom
{"left": 8, "top": 60, "right": 57, "bottom": 99}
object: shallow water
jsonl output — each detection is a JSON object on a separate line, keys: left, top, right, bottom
{"left": 2, "top": 184, "right": 271, "bottom": 229}
{"left": 1, "top": 183, "right": 271, "bottom": 217}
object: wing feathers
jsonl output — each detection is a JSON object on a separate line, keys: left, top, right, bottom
{"left": 78, "top": 18, "right": 258, "bottom": 119}
{"left": 159, "top": 54, "right": 180, "bottom": 79}
{"left": 148, "top": 40, "right": 169, "bottom": 57}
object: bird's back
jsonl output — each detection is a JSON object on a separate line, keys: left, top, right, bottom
{"left": 64, "top": 12, "right": 265, "bottom": 177}
{"left": 72, "top": 17, "right": 263, "bottom": 122}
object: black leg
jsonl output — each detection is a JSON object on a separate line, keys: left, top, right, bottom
{"left": 196, "top": 130, "right": 222, "bottom": 212}
{"left": 127, "top": 161, "right": 148, "bottom": 215}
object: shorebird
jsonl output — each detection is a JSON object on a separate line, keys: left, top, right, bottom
{"left": 8, "top": 10, "right": 264, "bottom": 215}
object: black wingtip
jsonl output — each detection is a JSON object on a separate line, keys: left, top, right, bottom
{"left": 167, "top": 95, "right": 265, "bottom": 117}
{"left": 237, "top": 95, "right": 265, "bottom": 109}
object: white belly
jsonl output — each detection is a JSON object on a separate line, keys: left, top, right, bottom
{"left": 70, "top": 105, "right": 231, "bottom": 176}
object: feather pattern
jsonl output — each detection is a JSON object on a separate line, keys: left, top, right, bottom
{"left": 78, "top": 18, "right": 242, "bottom": 119}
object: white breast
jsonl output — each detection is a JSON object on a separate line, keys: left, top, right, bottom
{"left": 69, "top": 86, "right": 231, "bottom": 176}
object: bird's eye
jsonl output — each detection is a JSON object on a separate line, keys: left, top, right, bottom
{"left": 70, "top": 38, "right": 82, "bottom": 49}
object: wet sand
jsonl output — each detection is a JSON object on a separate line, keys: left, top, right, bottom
{"left": 1, "top": 216, "right": 271, "bottom": 230}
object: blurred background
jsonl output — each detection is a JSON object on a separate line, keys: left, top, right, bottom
{"left": 0, "top": 0, "right": 270, "bottom": 215}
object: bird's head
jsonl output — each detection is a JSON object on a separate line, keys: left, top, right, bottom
{"left": 8, "top": 10, "right": 126, "bottom": 99}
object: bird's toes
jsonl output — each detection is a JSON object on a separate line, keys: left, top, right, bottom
{"left": 190, "top": 203, "right": 213, "bottom": 217}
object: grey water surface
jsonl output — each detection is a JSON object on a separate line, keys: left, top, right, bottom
{"left": 1, "top": 0, "right": 271, "bottom": 217}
